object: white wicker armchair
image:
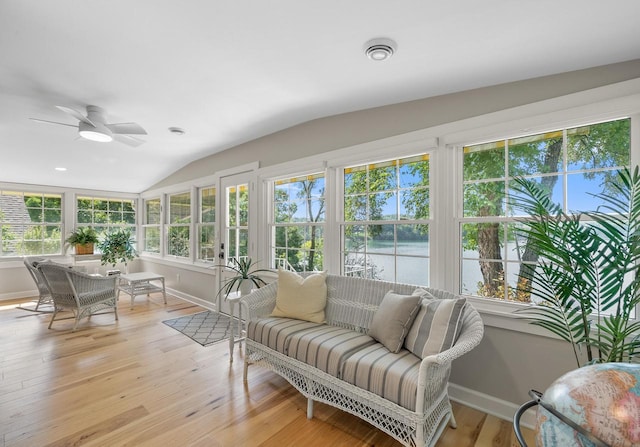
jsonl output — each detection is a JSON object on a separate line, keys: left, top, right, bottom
{"left": 38, "top": 262, "right": 119, "bottom": 331}
{"left": 242, "top": 274, "right": 484, "bottom": 447}
{"left": 23, "top": 257, "right": 53, "bottom": 311}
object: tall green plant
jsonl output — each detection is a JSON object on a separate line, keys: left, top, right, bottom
{"left": 512, "top": 167, "right": 640, "bottom": 367}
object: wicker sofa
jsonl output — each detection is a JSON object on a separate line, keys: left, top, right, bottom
{"left": 242, "top": 274, "right": 484, "bottom": 447}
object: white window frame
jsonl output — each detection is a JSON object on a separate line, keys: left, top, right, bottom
{"left": 142, "top": 196, "right": 162, "bottom": 256}
{"left": 166, "top": 191, "right": 192, "bottom": 259}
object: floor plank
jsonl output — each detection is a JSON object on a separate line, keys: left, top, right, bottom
{"left": 0, "top": 294, "right": 535, "bottom": 446}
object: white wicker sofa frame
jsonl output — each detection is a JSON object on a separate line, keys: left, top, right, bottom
{"left": 242, "top": 274, "right": 484, "bottom": 447}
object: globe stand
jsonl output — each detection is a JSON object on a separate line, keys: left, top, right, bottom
{"left": 513, "top": 390, "right": 611, "bottom": 447}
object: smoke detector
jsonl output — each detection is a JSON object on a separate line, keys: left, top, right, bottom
{"left": 364, "top": 38, "right": 396, "bottom": 61}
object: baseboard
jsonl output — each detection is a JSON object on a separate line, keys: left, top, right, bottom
{"left": 449, "top": 383, "right": 537, "bottom": 430}
{"left": 165, "top": 287, "right": 216, "bottom": 311}
{"left": 0, "top": 289, "right": 37, "bottom": 301}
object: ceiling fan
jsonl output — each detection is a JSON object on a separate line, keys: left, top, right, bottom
{"left": 31, "top": 105, "right": 147, "bottom": 147}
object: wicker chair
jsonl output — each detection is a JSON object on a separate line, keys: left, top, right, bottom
{"left": 38, "top": 262, "right": 119, "bottom": 331}
{"left": 23, "top": 257, "right": 54, "bottom": 311}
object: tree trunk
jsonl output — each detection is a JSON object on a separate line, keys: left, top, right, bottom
{"left": 478, "top": 222, "right": 503, "bottom": 297}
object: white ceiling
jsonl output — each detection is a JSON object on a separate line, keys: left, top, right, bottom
{"left": 2, "top": 1, "right": 640, "bottom": 193}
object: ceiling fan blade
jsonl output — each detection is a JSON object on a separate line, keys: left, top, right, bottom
{"left": 56, "top": 105, "right": 96, "bottom": 127}
{"left": 106, "top": 122, "right": 147, "bottom": 135}
{"left": 30, "top": 118, "right": 78, "bottom": 128}
{"left": 113, "top": 134, "right": 145, "bottom": 147}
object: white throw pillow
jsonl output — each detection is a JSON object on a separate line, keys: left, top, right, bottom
{"left": 368, "top": 290, "right": 422, "bottom": 353}
{"left": 271, "top": 269, "right": 328, "bottom": 323}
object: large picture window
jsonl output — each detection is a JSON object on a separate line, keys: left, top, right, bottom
{"left": 272, "top": 173, "right": 325, "bottom": 272}
{"left": 167, "top": 192, "right": 191, "bottom": 258}
{"left": 0, "top": 191, "right": 62, "bottom": 257}
{"left": 342, "top": 154, "right": 430, "bottom": 285}
{"left": 460, "top": 117, "right": 631, "bottom": 301}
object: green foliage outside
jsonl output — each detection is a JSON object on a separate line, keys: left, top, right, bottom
{"left": 463, "top": 118, "right": 630, "bottom": 301}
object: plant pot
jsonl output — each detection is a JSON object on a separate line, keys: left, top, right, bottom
{"left": 75, "top": 243, "right": 94, "bottom": 255}
{"left": 239, "top": 280, "right": 253, "bottom": 296}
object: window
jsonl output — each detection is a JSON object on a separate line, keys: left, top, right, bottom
{"left": 198, "top": 186, "right": 216, "bottom": 262}
{"left": 143, "top": 198, "right": 161, "bottom": 254}
{"left": 460, "top": 117, "right": 631, "bottom": 301}
{"left": 167, "top": 192, "right": 190, "bottom": 258}
{"left": 271, "top": 173, "right": 325, "bottom": 272}
{"left": 0, "top": 190, "right": 62, "bottom": 257}
{"left": 342, "top": 155, "right": 430, "bottom": 285}
{"left": 226, "top": 184, "right": 248, "bottom": 262}
{"left": 76, "top": 196, "right": 136, "bottom": 238}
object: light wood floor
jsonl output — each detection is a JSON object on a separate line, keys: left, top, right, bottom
{"left": 0, "top": 293, "right": 535, "bottom": 447}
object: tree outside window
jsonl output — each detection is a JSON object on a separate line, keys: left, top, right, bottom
{"left": 198, "top": 186, "right": 215, "bottom": 262}
{"left": 143, "top": 198, "right": 161, "bottom": 253}
{"left": 167, "top": 192, "right": 190, "bottom": 258}
{"left": 342, "top": 154, "right": 430, "bottom": 285}
{"left": 0, "top": 191, "right": 62, "bottom": 257}
{"left": 76, "top": 196, "right": 136, "bottom": 252}
{"left": 461, "top": 117, "right": 631, "bottom": 301}
{"left": 272, "top": 173, "right": 325, "bottom": 272}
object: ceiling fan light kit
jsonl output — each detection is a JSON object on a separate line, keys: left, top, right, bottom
{"left": 31, "top": 105, "right": 147, "bottom": 146}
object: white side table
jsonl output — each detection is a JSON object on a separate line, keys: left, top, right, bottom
{"left": 227, "top": 293, "right": 245, "bottom": 363}
{"left": 117, "top": 272, "right": 167, "bottom": 309}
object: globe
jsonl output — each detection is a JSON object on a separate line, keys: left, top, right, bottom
{"left": 535, "top": 363, "right": 640, "bottom": 447}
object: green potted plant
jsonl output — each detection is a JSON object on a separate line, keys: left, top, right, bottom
{"left": 65, "top": 226, "right": 99, "bottom": 255}
{"left": 511, "top": 166, "right": 640, "bottom": 367}
{"left": 216, "top": 257, "right": 271, "bottom": 299}
{"left": 97, "top": 228, "right": 137, "bottom": 273}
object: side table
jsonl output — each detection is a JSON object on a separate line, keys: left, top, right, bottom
{"left": 227, "top": 293, "right": 245, "bottom": 363}
{"left": 118, "top": 272, "right": 167, "bottom": 309}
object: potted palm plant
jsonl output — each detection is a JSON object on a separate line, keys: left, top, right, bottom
{"left": 97, "top": 228, "right": 137, "bottom": 273}
{"left": 216, "top": 257, "right": 271, "bottom": 299}
{"left": 65, "top": 226, "right": 99, "bottom": 255}
{"left": 511, "top": 166, "right": 640, "bottom": 367}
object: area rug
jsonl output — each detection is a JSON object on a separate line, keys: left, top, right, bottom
{"left": 162, "top": 311, "right": 232, "bottom": 346}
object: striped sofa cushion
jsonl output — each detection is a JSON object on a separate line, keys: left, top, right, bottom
{"left": 340, "top": 343, "right": 421, "bottom": 411}
{"left": 287, "top": 325, "right": 375, "bottom": 376}
{"left": 247, "top": 317, "right": 324, "bottom": 353}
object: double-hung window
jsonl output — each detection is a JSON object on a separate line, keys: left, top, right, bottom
{"left": 76, "top": 196, "right": 136, "bottom": 239}
{"left": 143, "top": 198, "right": 161, "bottom": 254}
{"left": 198, "top": 186, "right": 216, "bottom": 262}
{"left": 271, "top": 173, "right": 325, "bottom": 271}
{"left": 459, "top": 117, "right": 631, "bottom": 301}
{"left": 167, "top": 192, "right": 191, "bottom": 258}
{"left": 341, "top": 154, "right": 431, "bottom": 285}
{"left": 0, "top": 190, "right": 63, "bottom": 257}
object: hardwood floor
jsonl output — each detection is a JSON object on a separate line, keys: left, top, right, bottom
{"left": 0, "top": 293, "right": 535, "bottom": 447}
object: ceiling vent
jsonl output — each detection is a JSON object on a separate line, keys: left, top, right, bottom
{"left": 364, "top": 38, "right": 396, "bottom": 61}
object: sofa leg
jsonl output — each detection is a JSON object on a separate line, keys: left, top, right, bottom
{"left": 243, "top": 358, "right": 249, "bottom": 384}
{"left": 449, "top": 411, "right": 457, "bottom": 429}
{"left": 307, "top": 398, "right": 314, "bottom": 419}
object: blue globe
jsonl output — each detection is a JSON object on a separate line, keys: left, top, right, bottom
{"left": 536, "top": 363, "right": 640, "bottom": 447}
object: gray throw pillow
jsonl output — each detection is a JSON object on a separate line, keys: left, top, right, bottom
{"left": 404, "top": 297, "right": 466, "bottom": 358}
{"left": 368, "top": 290, "right": 422, "bottom": 353}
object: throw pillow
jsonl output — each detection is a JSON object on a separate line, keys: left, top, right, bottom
{"left": 271, "top": 269, "right": 328, "bottom": 323}
{"left": 368, "top": 290, "right": 422, "bottom": 353}
{"left": 404, "top": 297, "right": 466, "bottom": 358}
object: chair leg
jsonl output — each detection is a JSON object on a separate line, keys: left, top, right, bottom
{"left": 48, "top": 309, "right": 58, "bottom": 329}
{"left": 114, "top": 306, "right": 119, "bottom": 321}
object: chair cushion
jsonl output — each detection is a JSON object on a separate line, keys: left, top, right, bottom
{"left": 368, "top": 291, "right": 421, "bottom": 353}
{"left": 271, "top": 270, "right": 328, "bottom": 323}
{"left": 247, "top": 317, "right": 324, "bottom": 353}
{"left": 286, "top": 325, "right": 375, "bottom": 376}
{"left": 404, "top": 297, "right": 466, "bottom": 358}
{"left": 340, "top": 343, "right": 421, "bottom": 411}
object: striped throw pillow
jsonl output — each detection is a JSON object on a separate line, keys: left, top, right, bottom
{"left": 404, "top": 296, "right": 466, "bottom": 358}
